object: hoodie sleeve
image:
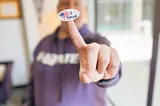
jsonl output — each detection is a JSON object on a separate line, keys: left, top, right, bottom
{"left": 25, "top": 63, "right": 35, "bottom": 106}
{"left": 25, "top": 38, "right": 45, "bottom": 106}
{"left": 84, "top": 33, "right": 122, "bottom": 88}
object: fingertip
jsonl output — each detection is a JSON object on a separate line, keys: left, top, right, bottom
{"left": 98, "top": 70, "right": 104, "bottom": 74}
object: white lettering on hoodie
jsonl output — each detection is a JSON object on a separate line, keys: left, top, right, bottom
{"left": 36, "top": 52, "right": 79, "bottom": 66}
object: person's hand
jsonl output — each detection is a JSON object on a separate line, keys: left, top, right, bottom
{"left": 66, "top": 21, "right": 120, "bottom": 83}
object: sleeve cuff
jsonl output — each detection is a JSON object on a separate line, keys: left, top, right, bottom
{"left": 98, "top": 76, "right": 116, "bottom": 83}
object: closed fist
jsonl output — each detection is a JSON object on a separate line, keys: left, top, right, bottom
{"left": 66, "top": 21, "right": 120, "bottom": 83}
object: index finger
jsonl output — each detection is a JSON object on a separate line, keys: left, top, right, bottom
{"left": 66, "top": 21, "right": 86, "bottom": 49}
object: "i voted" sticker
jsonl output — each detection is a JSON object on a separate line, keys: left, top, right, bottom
{"left": 58, "top": 9, "right": 80, "bottom": 21}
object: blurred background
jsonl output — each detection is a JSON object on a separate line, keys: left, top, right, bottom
{"left": 0, "top": 0, "right": 159, "bottom": 106}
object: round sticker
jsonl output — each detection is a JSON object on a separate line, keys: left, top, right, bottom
{"left": 58, "top": 9, "right": 80, "bottom": 21}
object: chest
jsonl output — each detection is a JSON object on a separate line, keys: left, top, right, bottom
{"left": 32, "top": 39, "right": 80, "bottom": 83}
{"left": 34, "top": 39, "right": 79, "bottom": 69}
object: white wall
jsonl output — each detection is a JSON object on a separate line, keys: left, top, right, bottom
{"left": 21, "top": 0, "right": 39, "bottom": 60}
{"left": 0, "top": 20, "right": 28, "bottom": 86}
{"left": 0, "top": 0, "right": 39, "bottom": 86}
{"left": 86, "top": 0, "right": 95, "bottom": 32}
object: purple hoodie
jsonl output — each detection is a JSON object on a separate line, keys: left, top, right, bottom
{"left": 26, "top": 24, "right": 122, "bottom": 106}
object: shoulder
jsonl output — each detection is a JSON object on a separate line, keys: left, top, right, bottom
{"left": 38, "top": 34, "right": 54, "bottom": 46}
{"left": 33, "top": 33, "right": 54, "bottom": 58}
{"left": 84, "top": 33, "right": 111, "bottom": 46}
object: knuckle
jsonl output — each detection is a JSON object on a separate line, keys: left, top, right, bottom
{"left": 78, "top": 45, "right": 87, "bottom": 51}
{"left": 100, "top": 44, "right": 110, "bottom": 52}
{"left": 99, "top": 46, "right": 110, "bottom": 58}
{"left": 92, "top": 43, "right": 100, "bottom": 48}
{"left": 92, "top": 42, "right": 98, "bottom": 46}
{"left": 110, "top": 48, "right": 118, "bottom": 54}
{"left": 108, "top": 69, "right": 117, "bottom": 78}
{"left": 110, "top": 48, "right": 120, "bottom": 60}
{"left": 87, "top": 43, "right": 99, "bottom": 52}
{"left": 112, "top": 60, "right": 120, "bottom": 68}
{"left": 87, "top": 46, "right": 95, "bottom": 52}
{"left": 111, "top": 72, "right": 117, "bottom": 78}
{"left": 101, "top": 44, "right": 107, "bottom": 48}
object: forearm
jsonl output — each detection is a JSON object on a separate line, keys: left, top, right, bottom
{"left": 25, "top": 63, "right": 35, "bottom": 106}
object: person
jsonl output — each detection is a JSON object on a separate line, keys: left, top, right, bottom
{"left": 0, "top": 64, "right": 6, "bottom": 83}
{"left": 26, "top": 0, "right": 122, "bottom": 106}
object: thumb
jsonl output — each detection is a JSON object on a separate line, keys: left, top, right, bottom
{"left": 79, "top": 71, "right": 91, "bottom": 84}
